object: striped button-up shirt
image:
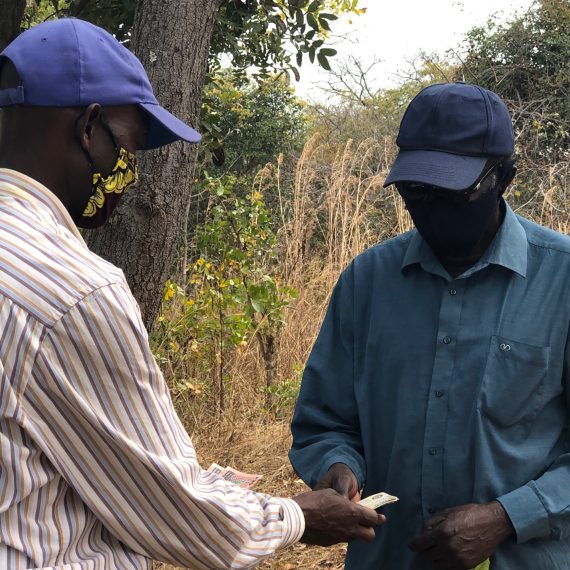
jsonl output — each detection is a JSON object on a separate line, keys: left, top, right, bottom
{"left": 0, "top": 168, "right": 304, "bottom": 570}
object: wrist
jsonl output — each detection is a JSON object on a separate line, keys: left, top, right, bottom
{"left": 489, "top": 500, "right": 515, "bottom": 542}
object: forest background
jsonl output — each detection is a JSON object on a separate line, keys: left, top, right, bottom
{"left": 1, "top": 0, "right": 569, "bottom": 568}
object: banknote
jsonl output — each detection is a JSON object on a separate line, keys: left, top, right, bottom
{"left": 358, "top": 492, "right": 399, "bottom": 510}
{"left": 206, "top": 463, "right": 262, "bottom": 489}
{"left": 207, "top": 462, "right": 225, "bottom": 476}
{"left": 220, "top": 467, "right": 263, "bottom": 489}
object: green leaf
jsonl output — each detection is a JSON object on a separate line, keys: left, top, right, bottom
{"left": 306, "top": 12, "right": 319, "bottom": 30}
{"left": 319, "top": 47, "right": 337, "bottom": 57}
{"left": 296, "top": 50, "right": 303, "bottom": 67}
{"left": 319, "top": 13, "right": 338, "bottom": 21}
{"left": 309, "top": 46, "right": 316, "bottom": 63}
{"left": 291, "top": 66, "right": 301, "bottom": 81}
{"left": 307, "top": 0, "right": 321, "bottom": 12}
{"left": 317, "top": 52, "right": 331, "bottom": 71}
{"left": 318, "top": 17, "right": 331, "bottom": 31}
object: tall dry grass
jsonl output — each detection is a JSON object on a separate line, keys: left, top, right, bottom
{"left": 154, "top": 139, "right": 569, "bottom": 569}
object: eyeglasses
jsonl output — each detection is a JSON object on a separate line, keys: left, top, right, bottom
{"left": 396, "top": 163, "right": 499, "bottom": 205}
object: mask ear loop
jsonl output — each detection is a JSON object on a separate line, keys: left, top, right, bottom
{"left": 99, "top": 116, "right": 120, "bottom": 155}
{"left": 83, "top": 114, "right": 121, "bottom": 198}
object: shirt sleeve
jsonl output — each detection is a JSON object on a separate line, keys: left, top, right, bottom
{"left": 289, "top": 263, "right": 366, "bottom": 488}
{"left": 497, "top": 325, "right": 570, "bottom": 543}
{"left": 21, "top": 282, "right": 304, "bottom": 570}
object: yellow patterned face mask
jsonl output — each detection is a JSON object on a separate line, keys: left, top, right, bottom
{"left": 78, "top": 146, "right": 138, "bottom": 229}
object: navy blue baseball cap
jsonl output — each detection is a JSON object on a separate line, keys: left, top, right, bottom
{"left": 0, "top": 18, "right": 201, "bottom": 149}
{"left": 383, "top": 82, "right": 514, "bottom": 190}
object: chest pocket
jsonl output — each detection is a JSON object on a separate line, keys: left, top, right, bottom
{"left": 479, "top": 335, "right": 550, "bottom": 427}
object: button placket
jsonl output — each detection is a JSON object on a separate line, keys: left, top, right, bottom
{"left": 421, "top": 283, "right": 464, "bottom": 521}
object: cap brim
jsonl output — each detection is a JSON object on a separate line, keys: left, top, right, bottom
{"left": 383, "top": 150, "right": 488, "bottom": 191}
{"left": 139, "top": 102, "right": 201, "bottom": 149}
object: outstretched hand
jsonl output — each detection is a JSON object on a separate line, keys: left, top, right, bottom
{"left": 293, "top": 488, "right": 385, "bottom": 546}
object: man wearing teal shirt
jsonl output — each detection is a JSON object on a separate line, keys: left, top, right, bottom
{"left": 289, "top": 82, "right": 570, "bottom": 569}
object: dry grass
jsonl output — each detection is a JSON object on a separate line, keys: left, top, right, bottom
{"left": 152, "top": 139, "right": 569, "bottom": 569}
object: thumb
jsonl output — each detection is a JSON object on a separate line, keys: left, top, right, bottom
{"left": 333, "top": 474, "right": 359, "bottom": 500}
{"left": 350, "top": 492, "right": 361, "bottom": 503}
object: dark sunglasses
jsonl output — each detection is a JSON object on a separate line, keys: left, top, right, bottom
{"left": 396, "top": 163, "right": 499, "bottom": 205}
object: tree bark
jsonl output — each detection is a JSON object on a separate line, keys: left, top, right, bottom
{"left": 0, "top": 0, "right": 26, "bottom": 51}
{"left": 85, "top": 0, "right": 219, "bottom": 331}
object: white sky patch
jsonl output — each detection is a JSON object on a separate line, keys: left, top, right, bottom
{"left": 294, "top": 0, "right": 535, "bottom": 101}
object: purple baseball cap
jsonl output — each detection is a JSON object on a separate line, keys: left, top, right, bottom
{"left": 0, "top": 18, "right": 201, "bottom": 149}
{"left": 383, "top": 82, "right": 514, "bottom": 190}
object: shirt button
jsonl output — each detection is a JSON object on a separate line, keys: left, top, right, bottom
{"left": 500, "top": 343, "right": 511, "bottom": 351}
{"left": 428, "top": 507, "right": 436, "bottom": 515}
{"left": 442, "top": 336, "right": 452, "bottom": 344}
{"left": 449, "top": 288, "right": 457, "bottom": 295}
{"left": 435, "top": 390, "right": 444, "bottom": 398}
{"left": 428, "top": 447, "right": 437, "bottom": 455}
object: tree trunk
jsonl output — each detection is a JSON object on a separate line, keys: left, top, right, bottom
{"left": 85, "top": 0, "right": 219, "bottom": 331}
{"left": 0, "top": 0, "right": 26, "bottom": 51}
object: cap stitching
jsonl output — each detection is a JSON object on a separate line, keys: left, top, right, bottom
{"left": 69, "top": 18, "right": 82, "bottom": 106}
{"left": 474, "top": 85, "right": 492, "bottom": 154}
{"left": 431, "top": 86, "right": 448, "bottom": 142}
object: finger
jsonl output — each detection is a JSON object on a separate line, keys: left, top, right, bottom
{"left": 332, "top": 476, "right": 357, "bottom": 499}
{"left": 351, "top": 524, "right": 377, "bottom": 543}
{"left": 423, "top": 513, "right": 447, "bottom": 530}
{"left": 408, "top": 532, "right": 437, "bottom": 552}
{"left": 420, "top": 544, "right": 446, "bottom": 562}
{"left": 354, "top": 504, "right": 385, "bottom": 526}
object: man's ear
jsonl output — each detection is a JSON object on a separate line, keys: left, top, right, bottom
{"left": 75, "top": 103, "right": 102, "bottom": 155}
{"left": 497, "top": 159, "right": 517, "bottom": 196}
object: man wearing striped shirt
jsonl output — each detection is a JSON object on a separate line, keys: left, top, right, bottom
{"left": 0, "top": 19, "right": 383, "bottom": 570}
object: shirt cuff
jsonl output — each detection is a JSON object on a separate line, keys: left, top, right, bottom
{"left": 497, "top": 482, "right": 550, "bottom": 543}
{"left": 276, "top": 498, "right": 305, "bottom": 550}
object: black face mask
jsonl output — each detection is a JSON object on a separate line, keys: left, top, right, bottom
{"left": 404, "top": 185, "right": 501, "bottom": 259}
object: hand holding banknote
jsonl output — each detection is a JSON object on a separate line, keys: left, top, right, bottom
{"left": 315, "top": 463, "right": 399, "bottom": 510}
{"left": 293, "top": 488, "right": 385, "bottom": 546}
{"left": 314, "top": 462, "right": 360, "bottom": 501}
{"left": 208, "top": 462, "right": 385, "bottom": 546}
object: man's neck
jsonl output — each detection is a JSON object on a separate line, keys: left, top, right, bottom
{"left": 0, "top": 157, "right": 66, "bottom": 204}
{"left": 438, "top": 201, "right": 506, "bottom": 278}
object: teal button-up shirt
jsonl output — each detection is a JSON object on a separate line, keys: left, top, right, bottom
{"left": 290, "top": 203, "right": 570, "bottom": 569}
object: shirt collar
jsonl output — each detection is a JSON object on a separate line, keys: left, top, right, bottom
{"left": 0, "top": 168, "right": 86, "bottom": 245}
{"left": 401, "top": 201, "right": 528, "bottom": 279}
